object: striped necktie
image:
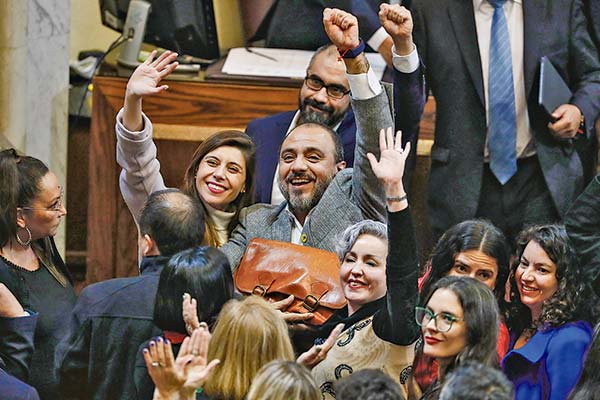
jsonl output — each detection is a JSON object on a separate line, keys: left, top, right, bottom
{"left": 488, "top": 0, "right": 517, "bottom": 184}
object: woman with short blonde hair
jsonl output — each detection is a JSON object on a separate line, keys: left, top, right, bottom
{"left": 203, "top": 296, "right": 295, "bottom": 400}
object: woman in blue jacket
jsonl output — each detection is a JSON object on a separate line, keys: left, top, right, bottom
{"left": 502, "top": 224, "right": 593, "bottom": 400}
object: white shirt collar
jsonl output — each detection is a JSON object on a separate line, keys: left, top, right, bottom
{"left": 474, "top": 0, "right": 521, "bottom": 12}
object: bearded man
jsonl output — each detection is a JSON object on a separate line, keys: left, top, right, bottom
{"left": 221, "top": 9, "right": 395, "bottom": 269}
{"left": 246, "top": 44, "right": 358, "bottom": 204}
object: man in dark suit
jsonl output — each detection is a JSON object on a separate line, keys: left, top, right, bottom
{"left": 246, "top": 44, "right": 357, "bottom": 204}
{"left": 565, "top": 173, "right": 600, "bottom": 296}
{"left": 381, "top": 1, "right": 600, "bottom": 240}
{"left": 56, "top": 189, "right": 205, "bottom": 400}
{"left": 584, "top": 0, "right": 600, "bottom": 51}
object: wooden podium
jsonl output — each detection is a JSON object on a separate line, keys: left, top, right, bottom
{"left": 87, "top": 73, "right": 435, "bottom": 284}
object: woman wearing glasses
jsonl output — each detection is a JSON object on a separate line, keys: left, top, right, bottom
{"left": 415, "top": 276, "right": 501, "bottom": 400}
{"left": 0, "top": 149, "right": 76, "bottom": 399}
{"left": 502, "top": 225, "right": 593, "bottom": 400}
{"left": 305, "top": 128, "right": 501, "bottom": 399}
{"left": 117, "top": 50, "right": 256, "bottom": 247}
{"left": 415, "top": 220, "right": 510, "bottom": 391}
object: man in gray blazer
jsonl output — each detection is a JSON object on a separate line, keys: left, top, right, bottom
{"left": 221, "top": 8, "right": 395, "bottom": 270}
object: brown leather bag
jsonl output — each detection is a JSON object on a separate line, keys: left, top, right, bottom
{"left": 234, "top": 238, "right": 347, "bottom": 325}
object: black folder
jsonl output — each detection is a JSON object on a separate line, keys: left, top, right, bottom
{"left": 538, "top": 56, "right": 572, "bottom": 116}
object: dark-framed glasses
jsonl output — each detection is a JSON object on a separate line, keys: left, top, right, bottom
{"left": 415, "top": 306, "right": 462, "bottom": 333}
{"left": 304, "top": 75, "right": 350, "bottom": 99}
{"left": 19, "top": 188, "right": 64, "bottom": 213}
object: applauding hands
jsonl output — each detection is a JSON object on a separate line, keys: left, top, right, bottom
{"left": 143, "top": 326, "right": 219, "bottom": 400}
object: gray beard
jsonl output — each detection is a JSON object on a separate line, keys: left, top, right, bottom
{"left": 298, "top": 102, "right": 345, "bottom": 127}
{"left": 278, "top": 175, "right": 332, "bottom": 215}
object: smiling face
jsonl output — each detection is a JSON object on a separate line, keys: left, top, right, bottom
{"left": 18, "top": 172, "right": 66, "bottom": 240}
{"left": 298, "top": 49, "right": 351, "bottom": 127}
{"left": 515, "top": 240, "right": 559, "bottom": 320}
{"left": 421, "top": 288, "right": 468, "bottom": 366}
{"left": 194, "top": 146, "right": 247, "bottom": 211}
{"left": 278, "top": 125, "right": 345, "bottom": 217}
{"left": 447, "top": 250, "right": 499, "bottom": 290}
{"left": 339, "top": 234, "right": 388, "bottom": 316}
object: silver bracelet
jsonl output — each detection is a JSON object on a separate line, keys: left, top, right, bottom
{"left": 386, "top": 195, "right": 407, "bottom": 202}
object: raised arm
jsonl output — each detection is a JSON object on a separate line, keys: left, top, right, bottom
{"left": 115, "top": 51, "right": 179, "bottom": 222}
{"left": 367, "top": 129, "right": 420, "bottom": 345}
{"left": 122, "top": 50, "right": 179, "bottom": 131}
{"left": 380, "top": 4, "right": 426, "bottom": 187}
{"left": 323, "top": 8, "right": 393, "bottom": 223}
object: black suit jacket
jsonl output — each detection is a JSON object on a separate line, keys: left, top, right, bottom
{"left": 565, "top": 173, "right": 600, "bottom": 293}
{"left": 404, "top": 0, "right": 600, "bottom": 232}
{"left": 584, "top": 0, "right": 600, "bottom": 51}
{"left": 56, "top": 257, "right": 165, "bottom": 400}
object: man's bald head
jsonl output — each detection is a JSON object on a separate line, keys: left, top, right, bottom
{"left": 139, "top": 189, "right": 205, "bottom": 256}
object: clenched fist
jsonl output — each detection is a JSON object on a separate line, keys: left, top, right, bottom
{"left": 379, "top": 4, "right": 414, "bottom": 56}
{"left": 323, "top": 8, "right": 360, "bottom": 51}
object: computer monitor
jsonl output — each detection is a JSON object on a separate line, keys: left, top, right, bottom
{"left": 99, "top": 0, "right": 219, "bottom": 67}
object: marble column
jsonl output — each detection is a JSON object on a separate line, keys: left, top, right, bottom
{"left": 0, "top": 0, "right": 70, "bottom": 253}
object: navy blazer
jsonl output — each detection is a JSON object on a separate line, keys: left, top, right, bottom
{"left": 0, "top": 370, "right": 39, "bottom": 400}
{"left": 56, "top": 256, "right": 166, "bottom": 400}
{"left": 245, "top": 109, "right": 357, "bottom": 204}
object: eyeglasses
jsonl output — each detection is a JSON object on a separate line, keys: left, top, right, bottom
{"left": 19, "top": 188, "right": 64, "bottom": 213}
{"left": 415, "top": 306, "right": 463, "bottom": 333}
{"left": 304, "top": 76, "right": 350, "bottom": 99}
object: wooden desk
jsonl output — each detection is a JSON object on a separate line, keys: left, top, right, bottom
{"left": 87, "top": 75, "right": 435, "bottom": 283}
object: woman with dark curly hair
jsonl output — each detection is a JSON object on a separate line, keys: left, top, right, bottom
{"left": 502, "top": 224, "right": 593, "bottom": 400}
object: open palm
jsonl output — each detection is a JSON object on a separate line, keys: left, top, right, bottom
{"left": 126, "top": 50, "right": 178, "bottom": 98}
{"left": 367, "top": 127, "right": 410, "bottom": 188}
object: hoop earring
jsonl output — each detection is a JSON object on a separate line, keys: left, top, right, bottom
{"left": 16, "top": 226, "right": 32, "bottom": 247}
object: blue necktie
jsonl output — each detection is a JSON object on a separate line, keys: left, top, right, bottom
{"left": 488, "top": 0, "right": 517, "bottom": 185}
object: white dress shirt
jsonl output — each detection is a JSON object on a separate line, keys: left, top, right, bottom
{"left": 392, "top": 0, "right": 535, "bottom": 159}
